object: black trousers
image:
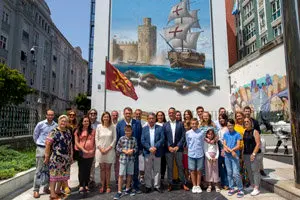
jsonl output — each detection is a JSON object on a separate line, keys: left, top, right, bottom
{"left": 78, "top": 157, "right": 94, "bottom": 187}
{"left": 161, "top": 155, "right": 167, "bottom": 179}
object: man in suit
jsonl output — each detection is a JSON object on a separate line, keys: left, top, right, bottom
{"left": 164, "top": 107, "right": 189, "bottom": 192}
{"left": 141, "top": 113, "right": 164, "bottom": 193}
{"left": 116, "top": 107, "right": 143, "bottom": 195}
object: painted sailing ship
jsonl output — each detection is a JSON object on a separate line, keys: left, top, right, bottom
{"left": 163, "top": 0, "right": 205, "bottom": 68}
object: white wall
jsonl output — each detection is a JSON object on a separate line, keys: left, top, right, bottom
{"left": 92, "top": 0, "right": 230, "bottom": 114}
{"left": 229, "top": 44, "right": 286, "bottom": 88}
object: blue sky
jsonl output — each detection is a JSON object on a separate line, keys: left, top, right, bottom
{"left": 45, "top": 0, "right": 90, "bottom": 60}
{"left": 111, "top": 0, "right": 213, "bottom": 66}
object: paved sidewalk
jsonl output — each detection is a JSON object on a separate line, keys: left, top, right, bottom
{"left": 11, "top": 160, "right": 287, "bottom": 200}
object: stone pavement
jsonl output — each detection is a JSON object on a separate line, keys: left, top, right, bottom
{"left": 11, "top": 159, "right": 287, "bottom": 200}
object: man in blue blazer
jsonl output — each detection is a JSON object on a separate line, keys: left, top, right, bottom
{"left": 116, "top": 107, "right": 142, "bottom": 194}
{"left": 164, "top": 107, "right": 189, "bottom": 192}
{"left": 141, "top": 113, "right": 164, "bottom": 193}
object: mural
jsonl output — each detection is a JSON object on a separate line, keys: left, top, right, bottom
{"left": 110, "top": 0, "right": 215, "bottom": 94}
{"left": 230, "top": 74, "right": 289, "bottom": 120}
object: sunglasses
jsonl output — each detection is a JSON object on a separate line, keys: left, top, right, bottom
{"left": 68, "top": 114, "right": 75, "bottom": 116}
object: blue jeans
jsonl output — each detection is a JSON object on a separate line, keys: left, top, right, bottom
{"left": 224, "top": 156, "right": 243, "bottom": 191}
{"left": 219, "top": 155, "right": 228, "bottom": 187}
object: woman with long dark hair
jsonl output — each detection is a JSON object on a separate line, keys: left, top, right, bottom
{"left": 74, "top": 116, "right": 96, "bottom": 194}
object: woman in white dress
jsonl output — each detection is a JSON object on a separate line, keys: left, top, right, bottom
{"left": 95, "top": 112, "right": 116, "bottom": 193}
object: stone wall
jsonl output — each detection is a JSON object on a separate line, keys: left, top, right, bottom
{"left": 0, "top": 136, "right": 35, "bottom": 150}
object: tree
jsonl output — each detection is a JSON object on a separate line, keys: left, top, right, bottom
{"left": 0, "top": 64, "right": 34, "bottom": 107}
{"left": 74, "top": 93, "right": 91, "bottom": 111}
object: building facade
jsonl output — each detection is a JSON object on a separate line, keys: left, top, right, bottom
{"left": 0, "top": 0, "right": 88, "bottom": 117}
{"left": 227, "top": 0, "right": 287, "bottom": 117}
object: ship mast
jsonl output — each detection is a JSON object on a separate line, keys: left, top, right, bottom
{"left": 180, "top": 0, "right": 183, "bottom": 51}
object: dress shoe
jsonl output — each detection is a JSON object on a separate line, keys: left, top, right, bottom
{"left": 33, "top": 191, "right": 40, "bottom": 198}
{"left": 154, "top": 188, "right": 163, "bottom": 193}
{"left": 182, "top": 184, "right": 190, "bottom": 191}
{"left": 43, "top": 187, "right": 51, "bottom": 194}
{"left": 167, "top": 184, "right": 172, "bottom": 192}
{"left": 145, "top": 187, "right": 152, "bottom": 193}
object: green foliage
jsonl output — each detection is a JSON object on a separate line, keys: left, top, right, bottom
{"left": 0, "top": 63, "right": 34, "bottom": 107}
{"left": 75, "top": 93, "right": 91, "bottom": 111}
{"left": 0, "top": 145, "right": 35, "bottom": 180}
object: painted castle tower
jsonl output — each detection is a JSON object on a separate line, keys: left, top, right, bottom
{"left": 110, "top": 18, "right": 157, "bottom": 65}
{"left": 137, "top": 18, "right": 157, "bottom": 64}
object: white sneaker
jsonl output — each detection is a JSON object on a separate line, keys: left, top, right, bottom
{"left": 251, "top": 189, "right": 260, "bottom": 196}
{"left": 192, "top": 186, "right": 197, "bottom": 193}
{"left": 196, "top": 186, "right": 202, "bottom": 193}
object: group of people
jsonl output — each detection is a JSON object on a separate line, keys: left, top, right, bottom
{"left": 32, "top": 105, "right": 265, "bottom": 200}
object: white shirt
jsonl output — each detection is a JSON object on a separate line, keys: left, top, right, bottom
{"left": 156, "top": 122, "right": 164, "bottom": 126}
{"left": 125, "top": 119, "right": 132, "bottom": 125}
{"left": 149, "top": 125, "right": 155, "bottom": 147}
{"left": 170, "top": 120, "right": 176, "bottom": 143}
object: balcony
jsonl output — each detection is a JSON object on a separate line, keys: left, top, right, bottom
{"left": 243, "top": 13, "right": 255, "bottom": 26}
{"left": 242, "top": 0, "right": 250, "bottom": 7}
{"left": 0, "top": 48, "right": 8, "bottom": 59}
{"left": 271, "top": 17, "right": 282, "bottom": 27}
{"left": 1, "top": 21, "right": 10, "bottom": 33}
{"left": 245, "top": 35, "right": 257, "bottom": 46}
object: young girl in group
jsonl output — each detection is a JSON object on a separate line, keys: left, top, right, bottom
{"left": 204, "top": 129, "right": 220, "bottom": 192}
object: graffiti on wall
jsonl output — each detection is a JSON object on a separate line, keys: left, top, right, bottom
{"left": 230, "top": 74, "right": 289, "bottom": 118}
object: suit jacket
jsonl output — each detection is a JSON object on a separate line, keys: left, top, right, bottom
{"left": 116, "top": 119, "right": 142, "bottom": 151}
{"left": 141, "top": 124, "right": 164, "bottom": 157}
{"left": 163, "top": 121, "right": 185, "bottom": 152}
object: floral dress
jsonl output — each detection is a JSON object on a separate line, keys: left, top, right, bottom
{"left": 47, "top": 128, "right": 72, "bottom": 182}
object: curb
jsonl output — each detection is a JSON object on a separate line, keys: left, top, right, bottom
{"left": 261, "top": 178, "right": 300, "bottom": 200}
{"left": 0, "top": 167, "right": 36, "bottom": 199}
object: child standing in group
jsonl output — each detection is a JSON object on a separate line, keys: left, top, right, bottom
{"left": 223, "top": 119, "right": 244, "bottom": 198}
{"left": 114, "top": 125, "right": 138, "bottom": 200}
{"left": 204, "top": 129, "right": 220, "bottom": 192}
{"left": 186, "top": 118, "right": 205, "bottom": 194}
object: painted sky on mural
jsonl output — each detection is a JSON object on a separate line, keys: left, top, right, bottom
{"left": 111, "top": 0, "right": 213, "bottom": 67}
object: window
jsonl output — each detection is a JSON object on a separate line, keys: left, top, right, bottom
{"left": 244, "top": 1, "right": 254, "bottom": 20}
{"left": 21, "top": 50, "right": 27, "bottom": 61}
{"left": 246, "top": 42, "right": 256, "bottom": 55}
{"left": 2, "top": 10, "right": 9, "bottom": 24}
{"left": 0, "top": 35, "right": 7, "bottom": 49}
{"left": 22, "top": 30, "right": 29, "bottom": 40}
{"left": 261, "top": 35, "right": 268, "bottom": 46}
{"left": 0, "top": 58, "right": 6, "bottom": 64}
{"left": 271, "top": 0, "right": 281, "bottom": 21}
{"left": 273, "top": 23, "right": 282, "bottom": 37}
{"left": 34, "top": 31, "right": 39, "bottom": 45}
{"left": 245, "top": 21, "right": 256, "bottom": 41}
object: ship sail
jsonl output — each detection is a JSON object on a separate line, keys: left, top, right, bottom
{"left": 174, "top": 10, "right": 201, "bottom": 29}
{"left": 168, "top": 1, "right": 191, "bottom": 23}
{"left": 163, "top": 23, "right": 193, "bottom": 42}
{"left": 171, "top": 32, "right": 201, "bottom": 50}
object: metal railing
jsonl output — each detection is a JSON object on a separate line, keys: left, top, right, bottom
{"left": 0, "top": 106, "right": 38, "bottom": 138}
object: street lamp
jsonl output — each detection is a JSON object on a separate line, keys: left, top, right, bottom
{"left": 30, "top": 45, "right": 43, "bottom": 104}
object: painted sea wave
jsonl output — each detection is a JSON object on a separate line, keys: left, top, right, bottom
{"left": 115, "top": 65, "right": 213, "bottom": 82}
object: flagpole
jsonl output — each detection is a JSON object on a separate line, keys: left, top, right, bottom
{"left": 104, "top": 0, "right": 112, "bottom": 112}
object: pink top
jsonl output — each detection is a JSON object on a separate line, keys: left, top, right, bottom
{"left": 74, "top": 129, "right": 96, "bottom": 158}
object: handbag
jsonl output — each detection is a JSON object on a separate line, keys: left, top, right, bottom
{"left": 37, "top": 164, "right": 49, "bottom": 185}
{"left": 74, "top": 134, "right": 89, "bottom": 160}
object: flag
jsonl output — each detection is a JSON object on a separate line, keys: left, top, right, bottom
{"left": 232, "top": 0, "right": 239, "bottom": 15}
{"left": 105, "top": 61, "right": 138, "bottom": 100}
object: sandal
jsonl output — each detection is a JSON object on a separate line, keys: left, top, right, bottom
{"left": 207, "top": 186, "right": 212, "bottom": 192}
{"left": 106, "top": 187, "right": 111, "bottom": 193}
{"left": 85, "top": 187, "right": 90, "bottom": 193}
{"left": 79, "top": 187, "right": 85, "bottom": 194}
{"left": 99, "top": 187, "right": 105, "bottom": 193}
{"left": 49, "top": 195, "right": 61, "bottom": 200}
{"left": 215, "top": 186, "right": 221, "bottom": 192}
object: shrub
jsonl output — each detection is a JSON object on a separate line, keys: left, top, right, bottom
{"left": 0, "top": 145, "right": 35, "bottom": 180}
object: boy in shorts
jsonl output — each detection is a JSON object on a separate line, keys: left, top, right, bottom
{"left": 114, "top": 125, "right": 138, "bottom": 199}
